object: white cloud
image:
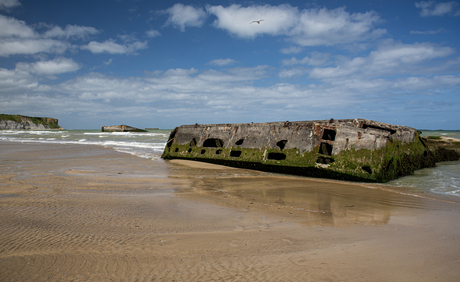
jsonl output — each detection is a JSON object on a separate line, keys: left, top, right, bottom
{"left": 207, "top": 58, "right": 236, "bottom": 66}
{"left": 0, "top": 0, "right": 20, "bottom": 10}
{"left": 206, "top": 4, "right": 385, "bottom": 46}
{"left": 43, "top": 25, "right": 99, "bottom": 39}
{"left": 309, "top": 42, "right": 455, "bottom": 80}
{"left": 16, "top": 58, "right": 80, "bottom": 75}
{"left": 0, "top": 38, "right": 69, "bottom": 56}
{"left": 280, "top": 46, "right": 303, "bottom": 54}
{"left": 415, "top": 1, "right": 459, "bottom": 16}
{"left": 81, "top": 39, "right": 147, "bottom": 54}
{"left": 146, "top": 29, "right": 161, "bottom": 38}
{"left": 207, "top": 4, "right": 298, "bottom": 38}
{"left": 279, "top": 68, "right": 305, "bottom": 78}
{"left": 0, "top": 67, "right": 37, "bottom": 93}
{"left": 290, "top": 7, "right": 385, "bottom": 46}
{"left": 282, "top": 52, "right": 331, "bottom": 67}
{"left": 2, "top": 60, "right": 459, "bottom": 128}
{"left": 163, "top": 4, "right": 207, "bottom": 32}
{"left": 410, "top": 28, "right": 445, "bottom": 34}
{"left": 0, "top": 15, "right": 35, "bottom": 38}
{"left": 0, "top": 15, "right": 100, "bottom": 56}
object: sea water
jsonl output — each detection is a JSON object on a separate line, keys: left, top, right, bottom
{"left": 388, "top": 130, "right": 460, "bottom": 198}
{"left": 1, "top": 129, "right": 459, "bottom": 198}
{"left": 0, "top": 129, "right": 170, "bottom": 160}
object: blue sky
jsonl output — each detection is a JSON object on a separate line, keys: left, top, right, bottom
{"left": 0, "top": 0, "right": 459, "bottom": 129}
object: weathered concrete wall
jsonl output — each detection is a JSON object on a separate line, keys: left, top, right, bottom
{"left": 101, "top": 125, "right": 147, "bottom": 132}
{"left": 162, "top": 119, "right": 442, "bottom": 182}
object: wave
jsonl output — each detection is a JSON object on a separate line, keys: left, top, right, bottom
{"left": 0, "top": 130, "right": 168, "bottom": 160}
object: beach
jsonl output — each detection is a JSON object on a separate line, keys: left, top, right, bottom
{"left": 1, "top": 142, "right": 460, "bottom": 281}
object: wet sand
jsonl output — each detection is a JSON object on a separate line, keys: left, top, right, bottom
{"left": 1, "top": 142, "right": 460, "bottom": 281}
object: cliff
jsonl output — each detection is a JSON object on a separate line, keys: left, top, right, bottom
{"left": 162, "top": 119, "right": 459, "bottom": 183}
{"left": 0, "top": 114, "right": 63, "bottom": 130}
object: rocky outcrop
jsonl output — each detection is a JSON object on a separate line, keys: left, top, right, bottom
{"left": 101, "top": 125, "right": 147, "bottom": 132}
{"left": 0, "top": 114, "right": 62, "bottom": 130}
{"left": 162, "top": 119, "right": 458, "bottom": 183}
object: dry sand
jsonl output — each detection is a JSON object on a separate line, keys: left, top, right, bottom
{"left": 1, "top": 142, "right": 460, "bottom": 281}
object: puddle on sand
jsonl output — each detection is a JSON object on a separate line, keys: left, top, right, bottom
{"left": 0, "top": 193, "right": 20, "bottom": 198}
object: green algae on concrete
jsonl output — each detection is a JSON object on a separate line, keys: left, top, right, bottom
{"left": 162, "top": 119, "right": 455, "bottom": 183}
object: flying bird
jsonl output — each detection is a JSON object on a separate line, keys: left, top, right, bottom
{"left": 250, "top": 19, "right": 264, "bottom": 24}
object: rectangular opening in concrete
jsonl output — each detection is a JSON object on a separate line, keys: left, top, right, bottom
{"left": 216, "top": 149, "right": 223, "bottom": 155}
{"left": 203, "top": 138, "right": 224, "bottom": 148}
{"left": 268, "top": 152, "right": 286, "bottom": 160}
{"left": 322, "top": 129, "right": 336, "bottom": 141}
{"left": 235, "top": 138, "right": 244, "bottom": 146}
{"left": 319, "top": 142, "right": 333, "bottom": 156}
{"left": 362, "top": 165, "right": 372, "bottom": 174}
{"left": 190, "top": 138, "right": 197, "bottom": 147}
{"left": 230, "top": 150, "right": 242, "bottom": 157}
{"left": 276, "top": 140, "right": 287, "bottom": 150}
{"left": 316, "top": 157, "right": 334, "bottom": 164}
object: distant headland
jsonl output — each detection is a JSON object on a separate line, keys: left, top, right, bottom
{"left": 0, "top": 114, "right": 63, "bottom": 130}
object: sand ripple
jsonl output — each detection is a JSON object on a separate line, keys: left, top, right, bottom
{"left": 2, "top": 143, "right": 460, "bottom": 281}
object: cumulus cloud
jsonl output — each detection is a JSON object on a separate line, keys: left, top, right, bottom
{"left": 207, "top": 4, "right": 298, "bottom": 38}
{"left": 43, "top": 24, "right": 99, "bottom": 39}
{"left": 81, "top": 39, "right": 147, "bottom": 54}
{"left": 282, "top": 52, "right": 331, "bottom": 66}
{"left": 0, "top": 15, "right": 100, "bottom": 56}
{"left": 163, "top": 4, "right": 207, "bottom": 32}
{"left": 15, "top": 58, "right": 80, "bottom": 75}
{"left": 415, "top": 1, "right": 460, "bottom": 16}
{"left": 279, "top": 68, "right": 305, "bottom": 78}
{"left": 0, "top": 15, "right": 35, "bottom": 38}
{"left": 207, "top": 58, "right": 237, "bottom": 66}
{"left": 0, "top": 0, "right": 21, "bottom": 10}
{"left": 309, "top": 42, "right": 455, "bottom": 80}
{"left": 146, "top": 29, "right": 161, "bottom": 38}
{"left": 0, "top": 67, "right": 37, "bottom": 93}
{"left": 410, "top": 28, "right": 445, "bottom": 34}
{"left": 0, "top": 38, "right": 69, "bottom": 56}
{"left": 2, "top": 56, "right": 459, "bottom": 128}
{"left": 204, "top": 4, "right": 386, "bottom": 46}
{"left": 290, "top": 7, "right": 385, "bottom": 46}
{"left": 280, "top": 46, "right": 303, "bottom": 54}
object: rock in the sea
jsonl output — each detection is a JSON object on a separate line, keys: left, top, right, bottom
{"left": 101, "top": 125, "right": 147, "bottom": 132}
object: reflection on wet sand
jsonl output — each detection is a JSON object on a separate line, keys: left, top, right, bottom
{"left": 177, "top": 176, "right": 401, "bottom": 227}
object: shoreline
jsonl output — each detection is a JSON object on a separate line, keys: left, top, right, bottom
{"left": 1, "top": 142, "right": 460, "bottom": 281}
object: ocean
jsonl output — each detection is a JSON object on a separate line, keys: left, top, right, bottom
{"left": 1, "top": 129, "right": 459, "bottom": 199}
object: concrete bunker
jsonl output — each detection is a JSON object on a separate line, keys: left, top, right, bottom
{"left": 161, "top": 119, "right": 452, "bottom": 182}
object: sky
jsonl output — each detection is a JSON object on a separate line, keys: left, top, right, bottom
{"left": 0, "top": 0, "right": 459, "bottom": 130}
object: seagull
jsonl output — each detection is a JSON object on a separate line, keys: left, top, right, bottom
{"left": 250, "top": 19, "right": 264, "bottom": 24}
